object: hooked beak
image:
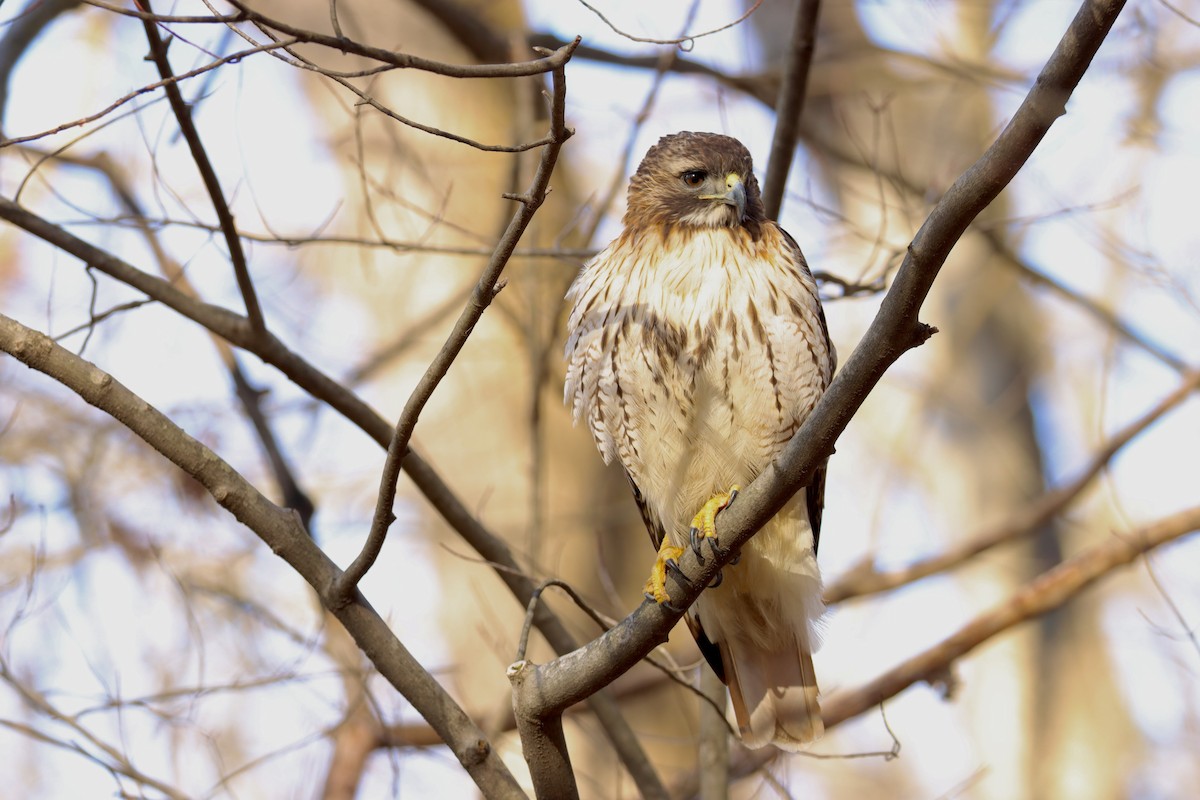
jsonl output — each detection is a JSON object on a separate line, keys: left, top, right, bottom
{"left": 701, "top": 173, "right": 747, "bottom": 222}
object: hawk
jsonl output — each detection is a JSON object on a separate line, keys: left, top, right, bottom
{"left": 564, "top": 131, "right": 835, "bottom": 749}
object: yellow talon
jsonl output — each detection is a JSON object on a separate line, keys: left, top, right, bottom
{"left": 644, "top": 485, "right": 742, "bottom": 606}
{"left": 689, "top": 485, "right": 742, "bottom": 547}
{"left": 643, "top": 542, "right": 685, "bottom": 604}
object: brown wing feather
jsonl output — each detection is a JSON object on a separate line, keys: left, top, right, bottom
{"left": 807, "top": 464, "right": 827, "bottom": 555}
{"left": 625, "top": 470, "right": 665, "bottom": 550}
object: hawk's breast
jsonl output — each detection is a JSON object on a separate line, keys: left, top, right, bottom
{"left": 565, "top": 224, "right": 832, "bottom": 541}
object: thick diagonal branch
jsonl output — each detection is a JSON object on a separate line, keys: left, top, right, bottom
{"left": 510, "top": 1, "right": 1127, "bottom": 791}
{"left": 0, "top": 314, "right": 525, "bottom": 800}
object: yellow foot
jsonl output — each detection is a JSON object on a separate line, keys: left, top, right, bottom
{"left": 643, "top": 542, "right": 685, "bottom": 605}
{"left": 689, "top": 485, "right": 742, "bottom": 557}
{"left": 643, "top": 486, "right": 743, "bottom": 607}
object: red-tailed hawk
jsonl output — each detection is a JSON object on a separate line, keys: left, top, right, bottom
{"left": 564, "top": 131, "right": 835, "bottom": 749}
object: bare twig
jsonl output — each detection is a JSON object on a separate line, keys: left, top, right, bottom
{"left": 138, "top": 0, "right": 266, "bottom": 334}
{"left": 508, "top": 4, "right": 1128, "bottom": 796}
{"left": 334, "top": 37, "right": 578, "bottom": 602}
{"left": 825, "top": 368, "right": 1200, "bottom": 603}
{"left": 575, "top": 0, "right": 763, "bottom": 47}
{"left": 981, "top": 230, "right": 1191, "bottom": 373}
{"left": 761, "top": 0, "right": 821, "bottom": 220}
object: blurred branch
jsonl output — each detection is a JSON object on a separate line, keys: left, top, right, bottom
{"left": 0, "top": 313, "right": 527, "bottom": 800}
{"left": 509, "top": 3, "right": 1127, "bottom": 796}
{"left": 223, "top": 0, "right": 572, "bottom": 78}
{"left": 761, "top": 0, "right": 821, "bottom": 220}
{"left": 407, "top": 0, "right": 511, "bottom": 63}
{"left": 823, "top": 505, "right": 1200, "bottom": 727}
{"left": 54, "top": 148, "right": 316, "bottom": 528}
{"left": 807, "top": 118, "right": 1193, "bottom": 375}
{"left": 0, "top": 657, "right": 188, "bottom": 800}
{"left": 826, "top": 368, "right": 1200, "bottom": 603}
{"left": 697, "top": 666, "right": 730, "bottom": 800}
{"left": 678, "top": 507, "right": 1200, "bottom": 796}
{"left": 980, "top": 230, "right": 1192, "bottom": 373}
{"left": 138, "top": 0, "right": 263, "bottom": 335}
{"left": 336, "top": 37, "right": 578, "bottom": 600}
{"left": 0, "top": 0, "right": 82, "bottom": 136}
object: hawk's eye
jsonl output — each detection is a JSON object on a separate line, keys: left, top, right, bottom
{"left": 680, "top": 170, "right": 707, "bottom": 188}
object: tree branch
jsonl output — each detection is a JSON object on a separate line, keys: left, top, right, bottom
{"left": 760, "top": 0, "right": 821, "bottom": 220}
{"left": 508, "top": 2, "right": 1128, "bottom": 793}
{"left": 0, "top": 313, "right": 526, "bottom": 800}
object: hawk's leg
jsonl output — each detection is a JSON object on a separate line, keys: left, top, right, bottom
{"left": 643, "top": 540, "right": 690, "bottom": 608}
{"left": 689, "top": 485, "right": 742, "bottom": 585}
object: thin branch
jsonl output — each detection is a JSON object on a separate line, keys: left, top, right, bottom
{"left": 825, "top": 368, "right": 1200, "bottom": 603}
{"left": 0, "top": 313, "right": 526, "bottom": 800}
{"left": 509, "top": 1, "right": 1128, "bottom": 791}
{"left": 139, "top": 1, "right": 266, "bottom": 334}
{"left": 334, "top": 37, "right": 578, "bottom": 601}
{"left": 335, "top": 74, "right": 555, "bottom": 152}
{"left": 822, "top": 506, "right": 1200, "bottom": 727}
{"left": 575, "top": 0, "right": 763, "bottom": 47}
{"left": 527, "top": 32, "right": 765, "bottom": 98}
{"left": 761, "top": 0, "right": 821, "bottom": 220}
{"left": 79, "top": 0, "right": 245, "bottom": 24}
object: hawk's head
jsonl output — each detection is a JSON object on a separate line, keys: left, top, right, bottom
{"left": 624, "top": 132, "right": 767, "bottom": 231}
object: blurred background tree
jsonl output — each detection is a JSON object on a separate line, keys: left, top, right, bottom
{"left": 0, "top": 1, "right": 1196, "bottom": 798}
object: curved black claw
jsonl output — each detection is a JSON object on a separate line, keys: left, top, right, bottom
{"left": 708, "top": 569, "right": 724, "bottom": 589}
{"left": 664, "top": 558, "right": 694, "bottom": 589}
{"left": 689, "top": 526, "right": 707, "bottom": 562}
{"left": 728, "top": 549, "right": 742, "bottom": 566}
{"left": 644, "top": 588, "right": 687, "bottom": 613}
